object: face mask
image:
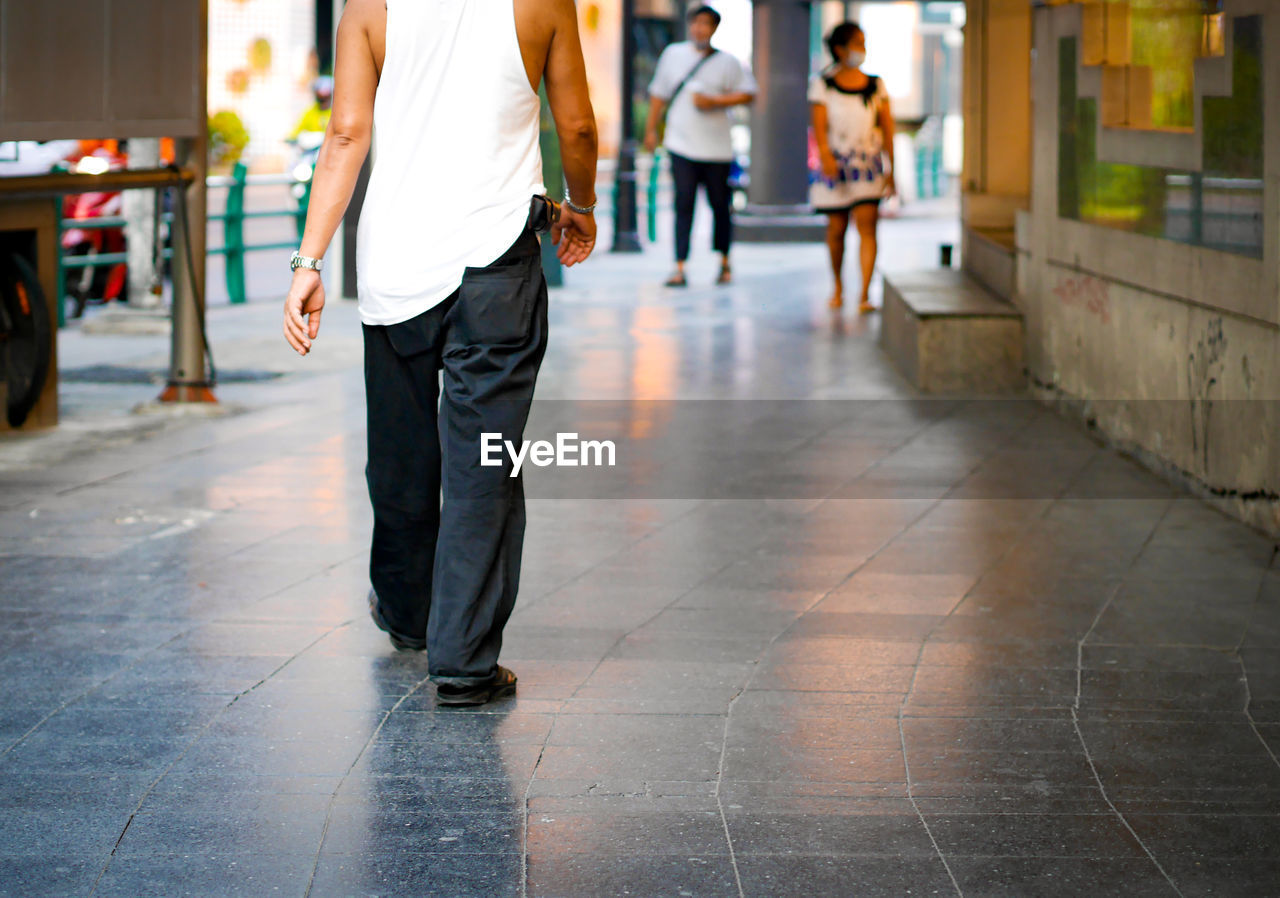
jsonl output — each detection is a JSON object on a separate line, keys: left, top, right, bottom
{"left": 842, "top": 50, "right": 866, "bottom": 69}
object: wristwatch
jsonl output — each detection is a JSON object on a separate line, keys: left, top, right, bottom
{"left": 290, "top": 251, "right": 323, "bottom": 272}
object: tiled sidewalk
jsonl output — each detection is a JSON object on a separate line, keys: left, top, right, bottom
{"left": 2, "top": 222, "right": 1278, "bottom": 896}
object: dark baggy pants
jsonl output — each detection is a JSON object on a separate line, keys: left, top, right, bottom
{"left": 670, "top": 151, "right": 733, "bottom": 263}
{"left": 363, "top": 228, "right": 547, "bottom": 686}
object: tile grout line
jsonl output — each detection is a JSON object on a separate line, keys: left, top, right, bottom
{"left": 897, "top": 640, "right": 965, "bottom": 897}
{"left": 891, "top": 417, "right": 1111, "bottom": 898}
{"left": 1070, "top": 500, "right": 1185, "bottom": 897}
{"left": 87, "top": 621, "right": 354, "bottom": 897}
{"left": 702, "top": 451, "right": 989, "bottom": 898}
{"left": 302, "top": 664, "right": 434, "bottom": 898}
{"left": 2, "top": 547, "right": 371, "bottom": 763}
{"left": 510, "top": 498, "right": 709, "bottom": 618}
{"left": 2, "top": 542, "right": 371, "bottom": 767}
{"left": 1232, "top": 546, "right": 1280, "bottom": 772}
{"left": 517, "top": 497, "right": 753, "bottom": 898}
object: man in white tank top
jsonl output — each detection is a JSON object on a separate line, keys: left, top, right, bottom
{"left": 281, "top": 0, "right": 599, "bottom": 706}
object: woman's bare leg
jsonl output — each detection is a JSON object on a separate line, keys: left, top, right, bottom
{"left": 853, "top": 202, "right": 879, "bottom": 312}
{"left": 825, "top": 210, "right": 851, "bottom": 308}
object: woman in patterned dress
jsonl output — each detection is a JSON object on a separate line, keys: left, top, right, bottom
{"left": 809, "top": 22, "right": 896, "bottom": 312}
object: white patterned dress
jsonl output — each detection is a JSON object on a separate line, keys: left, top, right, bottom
{"left": 808, "top": 71, "right": 890, "bottom": 212}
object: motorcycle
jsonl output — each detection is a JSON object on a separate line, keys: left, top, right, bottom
{"left": 60, "top": 149, "right": 128, "bottom": 319}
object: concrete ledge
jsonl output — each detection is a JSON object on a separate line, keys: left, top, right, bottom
{"left": 880, "top": 268, "right": 1025, "bottom": 394}
{"left": 963, "top": 227, "right": 1018, "bottom": 303}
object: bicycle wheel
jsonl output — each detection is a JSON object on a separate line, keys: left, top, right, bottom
{"left": 0, "top": 251, "right": 52, "bottom": 428}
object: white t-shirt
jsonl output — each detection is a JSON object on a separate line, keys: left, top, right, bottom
{"left": 649, "top": 42, "right": 756, "bottom": 163}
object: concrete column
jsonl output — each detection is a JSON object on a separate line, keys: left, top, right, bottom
{"left": 748, "top": 0, "right": 810, "bottom": 207}
{"left": 124, "top": 138, "right": 162, "bottom": 309}
{"left": 960, "top": 0, "right": 1031, "bottom": 230}
{"left": 736, "top": 0, "right": 825, "bottom": 241}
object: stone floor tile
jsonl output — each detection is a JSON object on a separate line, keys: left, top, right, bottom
{"left": 735, "top": 855, "right": 957, "bottom": 897}
{"left": 527, "top": 852, "right": 738, "bottom": 898}
{"left": 1125, "top": 812, "right": 1280, "bottom": 859}
{"left": 525, "top": 803, "right": 730, "bottom": 856}
{"left": 924, "top": 812, "right": 1147, "bottom": 858}
{"left": 725, "top": 811, "right": 938, "bottom": 857}
{"left": 1162, "top": 858, "right": 1280, "bottom": 897}
{"left": 93, "top": 851, "right": 316, "bottom": 898}
{"left": 4, "top": 226, "right": 1279, "bottom": 895}
{"left": 0, "top": 855, "right": 104, "bottom": 898}
{"left": 115, "top": 795, "right": 332, "bottom": 856}
{"left": 321, "top": 807, "right": 524, "bottom": 855}
{"left": 946, "top": 857, "right": 1175, "bottom": 897}
{"left": 311, "top": 851, "right": 523, "bottom": 898}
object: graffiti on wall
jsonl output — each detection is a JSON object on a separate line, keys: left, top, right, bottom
{"left": 1053, "top": 275, "right": 1112, "bottom": 324}
{"left": 1188, "top": 316, "right": 1226, "bottom": 475}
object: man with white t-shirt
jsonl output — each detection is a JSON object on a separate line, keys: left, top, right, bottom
{"left": 643, "top": 5, "right": 755, "bottom": 287}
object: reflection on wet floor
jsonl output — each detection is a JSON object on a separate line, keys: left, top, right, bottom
{"left": 1, "top": 222, "right": 1278, "bottom": 896}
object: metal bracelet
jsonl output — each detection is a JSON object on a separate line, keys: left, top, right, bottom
{"left": 290, "top": 251, "right": 323, "bottom": 272}
{"left": 564, "top": 196, "right": 597, "bottom": 215}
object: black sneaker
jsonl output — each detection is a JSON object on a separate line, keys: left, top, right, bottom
{"left": 435, "top": 666, "right": 518, "bottom": 707}
{"left": 367, "top": 590, "right": 426, "bottom": 652}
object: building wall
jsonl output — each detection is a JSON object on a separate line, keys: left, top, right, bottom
{"left": 208, "top": 0, "right": 317, "bottom": 170}
{"left": 1021, "top": 0, "right": 1279, "bottom": 534}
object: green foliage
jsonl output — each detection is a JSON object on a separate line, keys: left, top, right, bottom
{"left": 208, "top": 111, "right": 249, "bottom": 170}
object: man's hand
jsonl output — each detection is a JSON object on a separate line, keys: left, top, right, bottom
{"left": 551, "top": 206, "right": 596, "bottom": 267}
{"left": 643, "top": 128, "right": 660, "bottom": 154}
{"left": 692, "top": 93, "right": 721, "bottom": 111}
{"left": 283, "top": 269, "right": 325, "bottom": 356}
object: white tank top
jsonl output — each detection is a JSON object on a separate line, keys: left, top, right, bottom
{"left": 356, "top": 0, "right": 545, "bottom": 326}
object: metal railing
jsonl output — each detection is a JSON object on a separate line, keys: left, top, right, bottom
{"left": 207, "top": 162, "right": 310, "bottom": 305}
{"left": 55, "top": 161, "right": 310, "bottom": 321}
{"left": 54, "top": 158, "right": 670, "bottom": 323}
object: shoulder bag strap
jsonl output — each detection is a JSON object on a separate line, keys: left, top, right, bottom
{"left": 667, "top": 49, "right": 719, "bottom": 110}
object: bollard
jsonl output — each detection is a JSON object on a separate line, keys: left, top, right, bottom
{"left": 939, "top": 243, "right": 953, "bottom": 268}
{"left": 223, "top": 161, "right": 247, "bottom": 305}
{"left": 646, "top": 153, "right": 660, "bottom": 244}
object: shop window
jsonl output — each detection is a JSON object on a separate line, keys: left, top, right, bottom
{"left": 1077, "top": 0, "right": 1223, "bottom": 131}
{"left": 1058, "top": 14, "right": 1263, "bottom": 259}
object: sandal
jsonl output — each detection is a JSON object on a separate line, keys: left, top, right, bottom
{"left": 664, "top": 271, "right": 688, "bottom": 288}
{"left": 716, "top": 265, "right": 732, "bottom": 285}
{"left": 436, "top": 666, "right": 518, "bottom": 707}
{"left": 368, "top": 589, "right": 426, "bottom": 652}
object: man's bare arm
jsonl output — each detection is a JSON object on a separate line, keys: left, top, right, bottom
{"left": 544, "top": 0, "right": 598, "bottom": 208}
{"left": 283, "top": 0, "right": 381, "bottom": 356}
{"left": 643, "top": 96, "right": 667, "bottom": 153}
{"left": 298, "top": 0, "right": 379, "bottom": 262}
{"left": 543, "top": 0, "right": 599, "bottom": 265}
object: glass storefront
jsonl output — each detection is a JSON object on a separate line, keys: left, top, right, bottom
{"left": 1057, "top": 14, "right": 1263, "bottom": 259}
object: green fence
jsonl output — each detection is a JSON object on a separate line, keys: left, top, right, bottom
{"left": 56, "top": 161, "right": 310, "bottom": 323}
{"left": 207, "top": 161, "right": 310, "bottom": 305}
{"left": 55, "top": 155, "right": 671, "bottom": 324}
